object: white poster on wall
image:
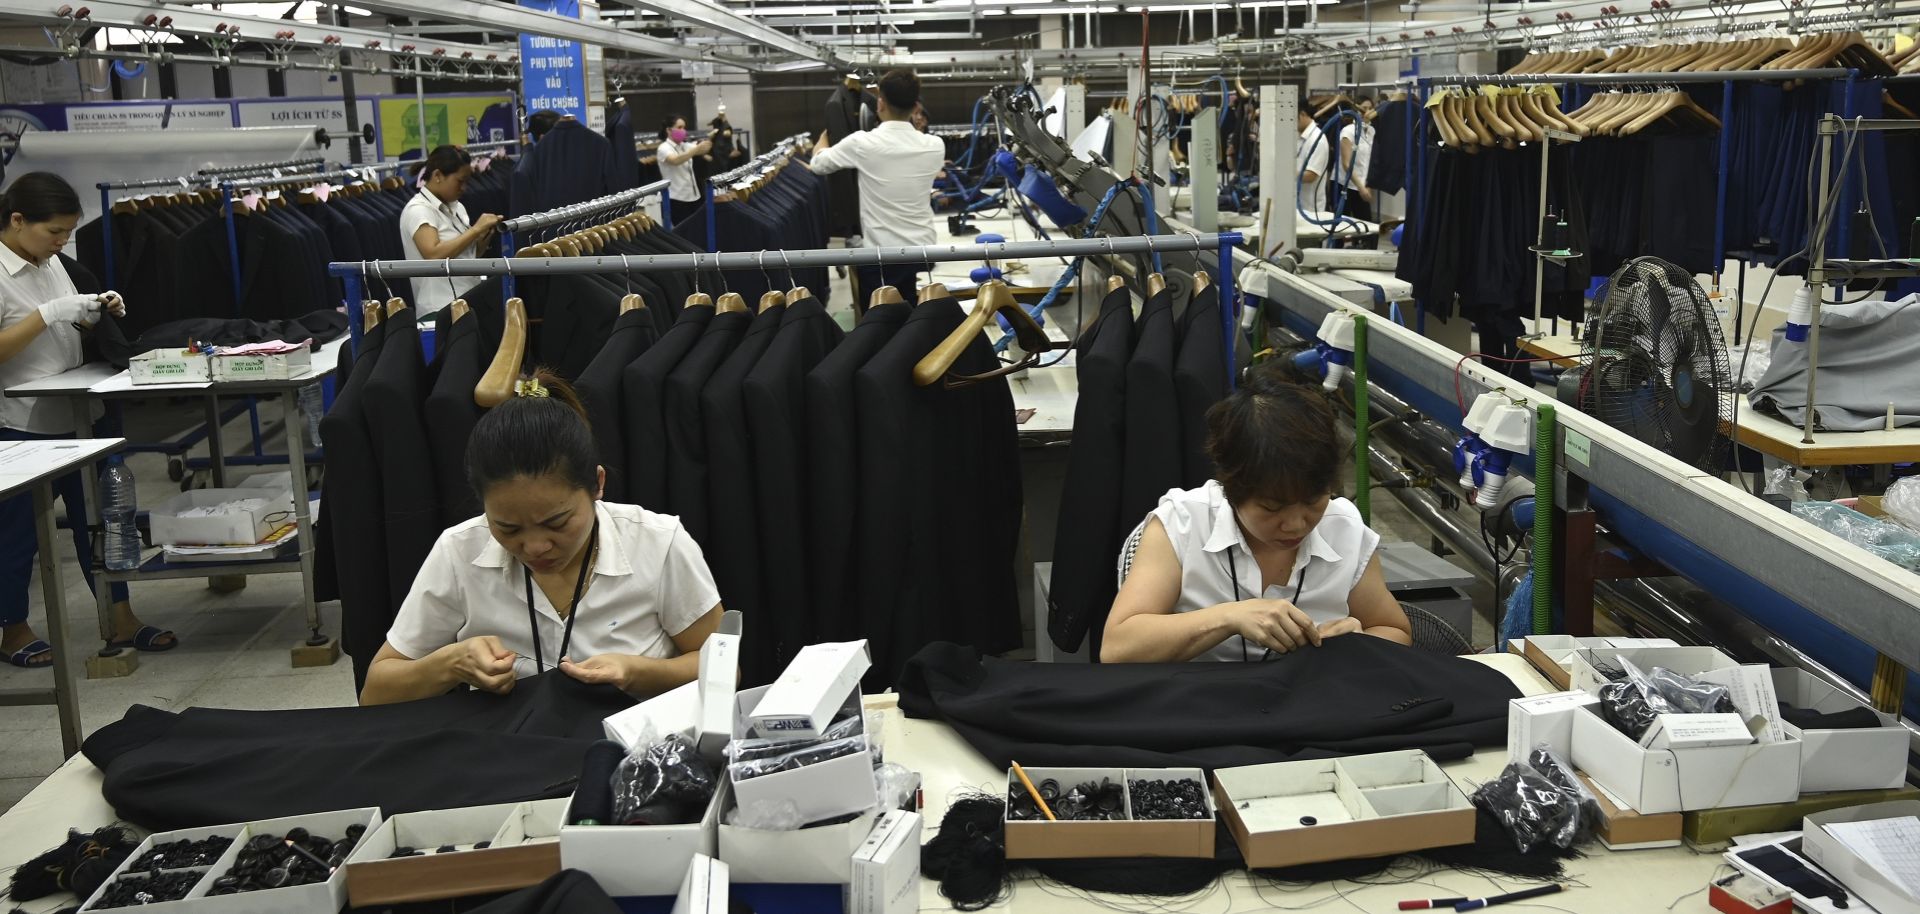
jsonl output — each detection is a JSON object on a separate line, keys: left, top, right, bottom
{"left": 65, "top": 102, "right": 232, "bottom": 131}
{"left": 235, "top": 98, "right": 377, "bottom": 134}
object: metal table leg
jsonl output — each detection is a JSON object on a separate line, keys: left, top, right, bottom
{"left": 284, "top": 385, "right": 338, "bottom": 668}
{"left": 33, "top": 480, "right": 83, "bottom": 756}
{"left": 68, "top": 399, "right": 133, "bottom": 679}
{"left": 203, "top": 395, "right": 228, "bottom": 488}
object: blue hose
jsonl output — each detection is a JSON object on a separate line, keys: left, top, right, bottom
{"left": 1299, "top": 108, "right": 1364, "bottom": 244}
{"left": 990, "top": 179, "right": 1130, "bottom": 353}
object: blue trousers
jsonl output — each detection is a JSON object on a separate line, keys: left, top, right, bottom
{"left": 0, "top": 427, "right": 130, "bottom": 626}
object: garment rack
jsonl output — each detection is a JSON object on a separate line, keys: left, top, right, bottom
{"left": 330, "top": 231, "right": 1246, "bottom": 379}
{"left": 1421, "top": 68, "right": 1853, "bottom": 87}
{"left": 697, "top": 132, "right": 812, "bottom": 251}
{"left": 195, "top": 157, "right": 330, "bottom": 178}
{"left": 95, "top": 156, "right": 328, "bottom": 292}
{"left": 462, "top": 139, "right": 519, "bottom": 153}
{"left": 495, "top": 179, "right": 672, "bottom": 298}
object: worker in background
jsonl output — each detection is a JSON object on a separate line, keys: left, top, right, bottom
{"left": 1296, "top": 98, "right": 1333, "bottom": 220}
{"left": 399, "top": 145, "right": 502, "bottom": 316}
{"left": 1100, "top": 364, "right": 1411, "bottom": 663}
{"left": 360, "top": 372, "right": 724, "bottom": 705}
{"left": 0, "top": 172, "right": 177, "bottom": 668}
{"left": 910, "top": 102, "right": 930, "bottom": 133}
{"left": 657, "top": 114, "right": 713, "bottom": 226}
{"left": 1334, "top": 97, "right": 1376, "bottom": 221}
{"left": 706, "top": 105, "right": 745, "bottom": 169}
{"left": 807, "top": 69, "right": 946, "bottom": 306}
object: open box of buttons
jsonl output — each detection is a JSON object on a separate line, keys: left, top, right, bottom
{"left": 343, "top": 798, "right": 567, "bottom": 906}
{"left": 1002, "top": 767, "right": 1215, "bottom": 860}
{"left": 78, "top": 808, "right": 381, "bottom": 913}
{"left": 1211, "top": 750, "right": 1475, "bottom": 869}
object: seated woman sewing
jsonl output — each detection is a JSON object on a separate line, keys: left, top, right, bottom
{"left": 1101, "top": 366, "right": 1411, "bottom": 662}
{"left": 359, "top": 372, "right": 724, "bottom": 705}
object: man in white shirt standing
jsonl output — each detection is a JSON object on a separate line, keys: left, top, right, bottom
{"left": 807, "top": 69, "right": 946, "bottom": 307}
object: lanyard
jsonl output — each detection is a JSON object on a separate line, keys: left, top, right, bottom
{"left": 1228, "top": 548, "right": 1311, "bottom": 663}
{"left": 522, "top": 518, "right": 599, "bottom": 674}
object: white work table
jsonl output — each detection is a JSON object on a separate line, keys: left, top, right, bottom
{"left": 0, "top": 653, "right": 1725, "bottom": 913}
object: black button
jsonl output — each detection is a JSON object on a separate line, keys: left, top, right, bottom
{"left": 1300, "top": 816, "right": 1317, "bottom": 826}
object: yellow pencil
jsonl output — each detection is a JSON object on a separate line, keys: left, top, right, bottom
{"left": 1011, "top": 760, "right": 1057, "bottom": 822}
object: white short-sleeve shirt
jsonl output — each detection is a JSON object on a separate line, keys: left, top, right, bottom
{"left": 399, "top": 188, "right": 483, "bottom": 315}
{"left": 657, "top": 140, "right": 700, "bottom": 203}
{"left": 1337, "top": 121, "right": 1374, "bottom": 189}
{"left": 1122, "top": 480, "right": 1381, "bottom": 663}
{"left": 805, "top": 121, "right": 946, "bottom": 249}
{"left": 386, "top": 501, "right": 722, "bottom": 681}
{"left": 0, "top": 243, "right": 86, "bottom": 433}
{"left": 1297, "top": 122, "right": 1332, "bottom": 210}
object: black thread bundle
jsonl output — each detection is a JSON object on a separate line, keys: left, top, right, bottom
{"left": 922, "top": 794, "right": 1014, "bottom": 911}
{"left": 7, "top": 826, "right": 135, "bottom": 903}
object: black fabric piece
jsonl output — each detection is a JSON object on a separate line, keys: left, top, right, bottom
{"left": 423, "top": 313, "right": 487, "bottom": 527}
{"left": 1120, "top": 287, "right": 1181, "bottom": 527}
{"left": 702, "top": 304, "right": 786, "bottom": 685}
{"left": 606, "top": 106, "right": 638, "bottom": 191}
{"left": 1046, "top": 289, "right": 1134, "bottom": 655}
{"left": 622, "top": 305, "right": 715, "bottom": 512}
{"left": 575, "top": 307, "right": 658, "bottom": 504}
{"left": 663, "top": 310, "right": 750, "bottom": 544}
{"left": 823, "top": 84, "right": 871, "bottom": 237}
{"left": 92, "top": 311, "right": 347, "bottom": 369}
{"left": 319, "top": 320, "right": 391, "bottom": 689}
{"left": 1173, "top": 284, "right": 1228, "bottom": 488}
{"left": 463, "top": 870, "right": 622, "bottom": 914}
{"left": 363, "top": 317, "right": 442, "bottom": 612}
{"left": 898, "top": 636, "right": 1519, "bottom": 770}
{"left": 82, "top": 673, "right": 634, "bottom": 832}
{"left": 1779, "top": 704, "right": 1885, "bottom": 731}
{"left": 1366, "top": 100, "right": 1410, "bottom": 196}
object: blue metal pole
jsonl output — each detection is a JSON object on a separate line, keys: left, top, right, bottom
{"left": 1219, "top": 237, "right": 1237, "bottom": 390}
{"left": 97, "top": 184, "right": 117, "bottom": 291}
{"left": 703, "top": 181, "right": 717, "bottom": 253}
{"left": 500, "top": 228, "right": 517, "bottom": 300}
{"left": 344, "top": 271, "right": 365, "bottom": 355}
{"left": 220, "top": 183, "right": 244, "bottom": 317}
{"left": 1714, "top": 79, "right": 1733, "bottom": 288}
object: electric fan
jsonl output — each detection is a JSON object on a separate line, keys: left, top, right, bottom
{"left": 1557, "top": 256, "right": 1733, "bottom": 471}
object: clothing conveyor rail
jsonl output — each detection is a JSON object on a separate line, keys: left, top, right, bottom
{"left": 497, "top": 179, "right": 673, "bottom": 297}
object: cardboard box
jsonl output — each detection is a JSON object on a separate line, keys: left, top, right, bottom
{"left": 1683, "top": 785, "right": 1920, "bottom": 845}
{"left": 81, "top": 808, "right": 382, "bottom": 914}
{"left": 671, "top": 853, "right": 729, "bottom": 914}
{"left": 1801, "top": 801, "right": 1920, "bottom": 914}
{"left": 1644, "top": 713, "right": 1758, "bottom": 749}
{"left": 1577, "top": 773, "right": 1682, "bottom": 850}
{"left": 750, "top": 641, "right": 870, "bottom": 739}
{"left": 1521, "top": 636, "right": 1680, "bottom": 689}
{"left": 148, "top": 488, "right": 296, "bottom": 546}
{"left": 559, "top": 778, "right": 726, "bottom": 898}
{"left": 603, "top": 613, "right": 739, "bottom": 764}
{"left": 130, "top": 348, "right": 211, "bottom": 384}
{"left": 344, "top": 799, "right": 564, "bottom": 906}
{"left": 1004, "top": 767, "right": 1215, "bottom": 860}
{"left": 718, "top": 810, "right": 877, "bottom": 884}
{"left": 1569, "top": 706, "right": 1800, "bottom": 814}
{"left": 1565, "top": 645, "right": 1741, "bottom": 696}
{"left": 1213, "top": 752, "right": 1473, "bottom": 869}
{"left": 1506, "top": 691, "right": 1601, "bottom": 765}
{"left": 850, "top": 811, "right": 921, "bottom": 914}
{"left": 697, "top": 628, "right": 741, "bottom": 760}
{"left": 211, "top": 346, "right": 312, "bottom": 382}
{"left": 1709, "top": 873, "right": 1794, "bottom": 914}
{"left": 731, "top": 684, "right": 878, "bottom": 825}
{"left": 1773, "top": 668, "right": 1909, "bottom": 792}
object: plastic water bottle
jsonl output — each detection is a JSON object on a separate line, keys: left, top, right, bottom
{"left": 298, "top": 383, "right": 324, "bottom": 449}
{"left": 101, "top": 457, "right": 141, "bottom": 571}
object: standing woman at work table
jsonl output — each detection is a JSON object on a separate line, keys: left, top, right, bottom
{"left": 0, "top": 171, "right": 177, "bottom": 669}
{"left": 1101, "top": 365, "right": 1411, "bottom": 663}
{"left": 359, "top": 371, "right": 726, "bottom": 705}
{"left": 399, "top": 144, "right": 503, "bottom": 317}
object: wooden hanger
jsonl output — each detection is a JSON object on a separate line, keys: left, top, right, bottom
{"left": 362, "top": 299, "right": 384, "bottom": 329}
{"left": 919, "top": 281, "right": 949, "bottom": 302}
{"left": 384, "top": 297, "right": 407, "bottom": 318}
{"left": 910, "top": 280, "right": 1050, "bottom": 387}
{"left": 475, "top": 298, "right": 527, "bottom": 408}
{"left": 1146, "top": 273, "right": 1166, "bottom": 295}
{"left": 1621, "top": 89, "right": 1723, "bottom": 135}
{"left": 685, "top": 292, "right": 714, "bottom": 308}
{"left": 717, "top": 292, "right": 749, "bottom": 313}
{"left": 1107, "top": 275, "right": 1127, "bottom": 293}
{"left": 620, "top": 293, "right": 647, "bottom": 313}
{"left": 786, "top": 286, "right": 815, "bottom": 304}
{"left": 450, "top": 299, "right": 470, "bottom": 323}
{"left": 1193, "top": 271, "right": 1211, "bottom": 294}
{"left": 870, "top": 286, "right": 904, "bottom": 307}
{"left": 758, "top": 290, "right": 787, "bottom": 313}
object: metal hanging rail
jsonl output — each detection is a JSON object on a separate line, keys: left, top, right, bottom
{"left": 96, "top": 157, "right": 323, "bottom": 290}
{"left": 1420, "top": 68, "right": 1854, "bottom": 86}
{"left": 496, "top": 179, "right": 674, "bottom": 298}
{"left": 196, "top": 157, "right": 330, "bottom": 178}
{"left": 708, "top": 132, "right": 811, "bottom": 188}
{"left": 462, "top": 139, "right": 521, "bottom": 153}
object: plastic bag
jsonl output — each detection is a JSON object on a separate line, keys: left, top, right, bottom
{"left": 1737, "top": 338, "right": 1773, "bottom": 392}
{"left": 1790, "top": 501, "right": 1920, "bottom": 571}
{"left": 1764, "top": 466, "right": 1809, "bottom": 503}
{"left": 611, "top": 732, "right": 718, "bottom": 826}
{"left": 726, "top": 799, "right": 805, "bottom": 831}
{"left": 728, "top": 735, "right": 868, "bottom": 781}
{"left": 1598, "top": 657, "right": 1735, "bottom": 740}
{"left": 1470, "top": 745, "right": 1599, "bottom": 854}
{"left": 875, "top": 763, "right": 918, "bottom": 812}
{"left": 1883, "top": 477, "right": 1920, "bottom": 533}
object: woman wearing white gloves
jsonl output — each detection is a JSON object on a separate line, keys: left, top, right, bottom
{"left": 0, "top": 172, "right": 175, "bottom": 669}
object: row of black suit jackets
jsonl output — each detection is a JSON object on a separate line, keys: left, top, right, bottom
{"left": 1047, "top": 282, "right": 1228, "bottom": 657}
{"left": 512, "top": 119, "right": 623, "bottom": 218}
{"left": 590, "top": 294, "right": 1023, "bottom": 688}
{"left": 315, "top": 221, "right": 719, "bottom": 688}
{"left": 669, "top": 162, "right": 835, "bottom": 307}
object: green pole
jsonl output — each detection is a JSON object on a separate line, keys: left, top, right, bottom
{"left": 1353, "top": 314, "right": 1370, "bottom": 525}
{"left": 1532, "top": 404, "right": 1556, "bottom": 635}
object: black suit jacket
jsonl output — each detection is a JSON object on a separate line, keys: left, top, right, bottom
{"left": 576, "top": 308, "right": 659, "bottom": 503}
{"left": 803, "top": 302, "right": 908, "bottom": 642}
{"left": 1120, "top": 287, "right": 1182, "bottom": 529}
{"left": 744, "top": 299, "right": 845, "bottom": 673}
{"left": 662, "top": 310, "right": 750, "bottom": 544}
{"left": 622, "top": 306, "right": 715, "bottom": 513}
{"left": 1172, "top": 285, "right": 1229, "bottom": 488}
{"left": 424, "top": 313, "right": 487, "bottom": 527}
{"left": 700, "top": 305, "right": 787, "bottom": 684}
{"left": 363, "top": 317, "right": 444, "bottom": 613}
{"left": 1047, "top": 288, "right": 1136, "bottom": 654}
{"left": 318, "top": 321, "right": 391, "bottom": 687}
{"left": 853, "top": 299, "right": 1021, "bottom": 686}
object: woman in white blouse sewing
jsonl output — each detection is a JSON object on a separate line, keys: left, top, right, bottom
{"left": 1102, "top": 364, "right": 1410, "bottom": 663}
{"left": 359, "top": 371, "right": 724, "bottom": 705}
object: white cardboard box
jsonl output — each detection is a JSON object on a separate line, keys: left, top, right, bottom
{"left": 344, "top": 799, "right": 564, "bottom": 907}
{"left": 1773, "top": 668, "right": 1909, "bottom": 792}
{"left": 1519, "top": 636, "right": 1680, "bottom": 689}
{"left": 731, "top": 684, "right": 878, "bottom": 825}
{"left": 1801, "top": 801, "right": 1920, "bottom": 914}
{"left": 750, "top": 641, "right": 870, "bottom": 739}
{"left": 1569, "top": 706, "right": 1800, "bottom": 814}
{"left": 718, "top": 810, "right": 876, "bottom": 884}
{"left": 1506, "top": 691, "right": 1602, "bottom": 765}
{"left": 671, "top": 853, "right": 729, "bottom": 914}
{"left": 148, "top": 488, "right": 296, "bottom": 546}
{"left": 130, "top": 348, "right": 211, "bottom": 384}
{"left": 698, "top": 627, "right": 741, "bottom": 760}
{"left": 1212, "top": 751, "right": 1474, "bottom": 869}
{"left": 851, "top": 810, "right": 921, "bottom": 914}
{"left": 211, "top": 346, "right": 312, "bottom": 382}
{"left": 604, "top": 615, "right": 738, "bottom": 764}
{"left": 1566, "top": 645, "right": 1741, "bottom": 696}
{"left": 81, "top": 808, "right": 382, "bottom": 914}
{"left": 1643, "top": 713, "right": 1756, "bottom": 749}
{"left": 559, "top": 778, "right": 726, "bottom": 899}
